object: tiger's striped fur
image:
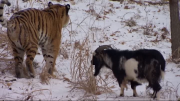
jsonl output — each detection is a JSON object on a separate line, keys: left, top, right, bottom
{"left": 2, "top": 2, "right": 70, "bottom": 78}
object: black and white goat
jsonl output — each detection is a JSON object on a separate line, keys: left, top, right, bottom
{"left": 91, "top": 45, "right": 165, "bottom": 99}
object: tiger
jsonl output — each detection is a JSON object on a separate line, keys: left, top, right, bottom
{"left": 0, "top": 1, "right": 70, "bottom": 78}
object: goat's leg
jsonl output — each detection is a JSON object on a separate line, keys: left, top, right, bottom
{"left": 116, "top": 78, "right": 125, "bottom": 97}
{"left": 150, "top": 81, "right": 161, "bottom": 99}
{"left": 112, "top": 69, "right": 126, "bottom": 97}
{"left": 120, "top": 84, "right": 125, "bottom": 97}
{"left": 130, "top": 81, "right": 141, "bottom": 97}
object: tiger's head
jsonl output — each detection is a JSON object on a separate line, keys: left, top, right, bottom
{"left": 47, "top": 2, "right": 70, "bottom": 27}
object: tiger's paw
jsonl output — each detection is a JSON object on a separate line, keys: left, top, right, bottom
{"left": 27, "top": 72, "right": 35, "bottom": 78}
{"left": 30, "top": 73, "right": 35, "bottom": 78}
{"left": 16, "top": 69, "right": 26, "bottom": 78}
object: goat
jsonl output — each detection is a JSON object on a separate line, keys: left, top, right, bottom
{"left": 91, "top": 45, "right": 165, "bottom": 99}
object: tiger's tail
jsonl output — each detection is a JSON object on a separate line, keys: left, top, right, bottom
{"left": 0, "top": 0, "right": 11, "bottom": 26}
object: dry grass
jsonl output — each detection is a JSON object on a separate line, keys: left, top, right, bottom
{"left": 39, "top": 60, "right": 60, "bottom": 84}
{"left": 0, "top": 31, "right": 12, "bottom": 57}
{"left": 161, "top": 27, "right": 169, "bottom": 40}
{"left": 70, "top": 37, "right": 97, "bottom": 94}
{"left": 59, "top": 41, "right": 71, "bottom": 59}
{"left": 0, "top": 31, "right": 14, "bottom": 76}
{"left": 142, "top": 23, "right": 154, "bottom": 36}
{"left": 160, "top": 81, "right": 180, "bottom": 100}
{"left": 24, "top": 89, "right": 51, "bottom": 100}
{"left": 124, "top": 18, "right": 137, "bottom": 27}
{"left": 69, "top": 37, "right": 112, "bottom": 99}
{"left": 39, "top": 65, "right": 51, "bottom": 84}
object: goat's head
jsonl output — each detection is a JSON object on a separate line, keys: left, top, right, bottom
{"left": 91, "top": 45, "right": 113, "bottom": 76}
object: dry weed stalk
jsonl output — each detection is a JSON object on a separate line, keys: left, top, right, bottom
{"left": 0, "top": 31, "right": 12, "bottom": 58}
{"left": 124, "top": 18, "right": 137, "bottom": 27}
{"left": 23, "top": 88, "right": 50, "bottom": 100}
{"left": 59, "top": 41, "right": 71, "bottom": 59}
{"left": 0, "top": 31, "right": 15, "bottom": 75}
{"left": 160, "top": 81, "right": 180, "bottom": 100}
{"left": 70, "top": 37, "right": 112, "bottom": 97}
{"left": 39, "top": 62, "right": 59, "bottom": 84}
{"left": 40, "top": 60, "right": 61, "bottom": 84}
{"left": 40, "top": 65, "right": 51, "bottom": 84}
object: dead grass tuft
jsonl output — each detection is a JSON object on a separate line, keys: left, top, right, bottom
{"left": 124, "top": 18, "right": 137, "bottom": 27}
{"left": 0, "top": 31, "right": 12, "bottom": 57}
{"left": 85, "top": 4, "right": 101, "bottom": 20}
{"left": 0, "top": 31, "right": 15, "bottom": 76}
{"left": 160, "top": 81, "right": 180, "bottom": 100}
{"left": 40, "top": 65, "right": 50, "bottom": 84}
{"left": 39, "top": 64, "right": 59, "bottom": 84}
{"left": 0, "top": 59, "right": 14, "bottom": 75}
{"left": 39, "top": 61, "right": 60, "bottom": 84}
{"left": 142, "top": 23, "right": 154, "bottom": 35}
{"left": 60, "top": 42, "right": 70, "bottom": 59}
{"left": 85, "top": 3, "right": 113, "bottom": 21}
{"left": 69, "top": 37, "right": 112, "bottom": 98}
{"left": 124, "top": 6, "right": 130, "bottom": 9}
{"left": 160, "top": 27, "right": 169, "bottom": 40}
{"left": 23, "top": 89, "right": 51, "bottom": 100}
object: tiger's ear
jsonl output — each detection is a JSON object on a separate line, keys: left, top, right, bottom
{"left": 48, "top": 2, "right": 53, "bottom": 7}
{"left": 65, "top": 4, "right": 70, "bottom": 12}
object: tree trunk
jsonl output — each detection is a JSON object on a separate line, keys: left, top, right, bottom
{"left": 169, "top": 0, "right": 180, "bottom": 59}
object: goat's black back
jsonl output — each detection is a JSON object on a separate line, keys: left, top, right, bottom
{"left": 133, "top": 49, "right": 165, "bottom": 72}
{"left": 104, "top": 49, "right": 165, "bottom": 71}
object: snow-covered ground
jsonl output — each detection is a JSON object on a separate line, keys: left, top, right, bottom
{"left": 0, "top": 0, "right": 180, "bottom": 100}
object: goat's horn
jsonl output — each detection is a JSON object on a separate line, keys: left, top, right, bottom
{"left": 95, "top": 45, "right": 113, "bottom": 53}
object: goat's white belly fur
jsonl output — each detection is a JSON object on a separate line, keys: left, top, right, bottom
{"left": 123, "top": 58, "right": 138, "bottom": 80}
{"left": 123, "top": 58, "right": 148, "bottom": 83}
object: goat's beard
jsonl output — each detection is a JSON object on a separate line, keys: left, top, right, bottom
{"left": 94, "top": 68, "right": 100, "bottom": 76}
{"left": 93, "top": 63, "right": 103, "bottom": 76}
{"left": 92, "top": 55, "right": 104, "bottom": 76}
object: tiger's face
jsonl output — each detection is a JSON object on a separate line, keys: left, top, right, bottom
{"left": 47, "top": 2, "right": 70, "bottom": 27}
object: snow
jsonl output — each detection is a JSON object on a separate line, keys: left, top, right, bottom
{"left": 0, "top": 0, "right": 180, "bottom": 100}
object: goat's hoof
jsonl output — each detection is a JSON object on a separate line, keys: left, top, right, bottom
{"left": 151, "top": 93, "right": 156, "bottom": 98}
{"left": 133, "top": 94, "right": 138, "bottom": 97}
{"left": 120, "top": 94, "right": 124, "bottom": 97}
